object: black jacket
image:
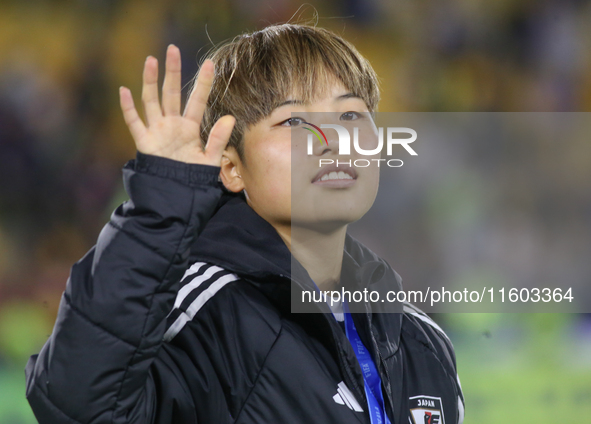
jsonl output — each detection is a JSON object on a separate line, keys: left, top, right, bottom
{"left": 26, "top": 152, "right": 465, "bottom": 424}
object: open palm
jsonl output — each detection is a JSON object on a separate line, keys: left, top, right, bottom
{"left": 119, "top": 45, "right": 235, "bottom": 166}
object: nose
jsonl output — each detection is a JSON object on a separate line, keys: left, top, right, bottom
{"left": 302, "top": 122, "right": 333, "bottom": 156}
{"left": 305, "top": 117, "right": 345, "bottom": 156}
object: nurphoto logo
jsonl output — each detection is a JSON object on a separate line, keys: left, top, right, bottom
{"left": 303, "top": 122, "right": 417, "bottom": 168}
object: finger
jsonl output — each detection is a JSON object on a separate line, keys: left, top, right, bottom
{"left": 204, "top": 115, "right": 236, "bottom": 163}
{"left": 142, "top": 56, "right": 162, "bottom": 124}
{"left": 119, "top": 86, "right": 147, "bottom": 142}
{"left": 183, "top": 59, "right": 214, "bottom": 124}
{"left": 162, "top": 44, "right": 182, "bottom": 116}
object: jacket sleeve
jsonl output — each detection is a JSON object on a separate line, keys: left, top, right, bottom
{"left": 25, "top": 152, "right": 224, "bottom": 424}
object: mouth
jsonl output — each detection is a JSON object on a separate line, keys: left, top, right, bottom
{"left": 311, "top": 162, "right": 358, "bottom": 187}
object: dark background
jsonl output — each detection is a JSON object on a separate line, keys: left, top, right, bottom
{"left": 0, "top": 0, "right": 590, "bottom": 422}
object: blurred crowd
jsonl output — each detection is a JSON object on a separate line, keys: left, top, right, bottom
{"left": 0, "top": 0, "right": 590, "bottom": 422}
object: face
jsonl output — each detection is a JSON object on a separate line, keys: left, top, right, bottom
{"left": 224, "top": 80, "right": 380, "bottom": 234}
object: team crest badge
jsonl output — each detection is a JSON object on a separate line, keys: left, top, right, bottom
{"left": 409, "top": 395, "right": 445, "bottom": 424}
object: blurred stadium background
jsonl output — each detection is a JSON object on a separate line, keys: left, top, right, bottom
{"left": 0, "top": 0, "right": 590, "bottom": 422}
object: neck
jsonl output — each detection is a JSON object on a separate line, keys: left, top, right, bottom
{"left": 275, "top": 223, "right": 347, "bottom": 292}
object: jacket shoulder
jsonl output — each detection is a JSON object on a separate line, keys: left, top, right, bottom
{"left": 163, "top": 262, "right": 239, "bottom": 342}
{"left": 163, "top": 261, "right": 282, "bottom": 342}
{"left": 402, "top": 303, "right": 450, "bottom": 342}
{"left": 401, "top": 302, "right": 465, "bottom": 422}
{"left": 401, "top": 302, "right": 457, "bottom": 370}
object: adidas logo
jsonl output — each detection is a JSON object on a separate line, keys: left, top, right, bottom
{"left": 333, "top": 381, "right": 364, "bottom": 412}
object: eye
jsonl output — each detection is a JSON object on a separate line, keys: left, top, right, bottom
{"left": 340, "top": 111, "right": 362, "bottom": 121}
{"left": 280, "top": 117, "right": 306, "bottom": 127}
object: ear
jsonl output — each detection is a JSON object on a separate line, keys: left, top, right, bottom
{"left": 220, "top": 146, "right": 245, "bottom": 193}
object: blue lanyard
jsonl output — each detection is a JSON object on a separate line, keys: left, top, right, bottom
{"left": 309, "top": 279, "right": 390, "bottom": 424}
{"left": 343, "top": 299, "right": 391, "bottom": 424}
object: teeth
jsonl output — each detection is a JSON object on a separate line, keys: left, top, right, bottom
{"left": 338, "top": 171, "right": 352, "bottom": 180}
{"left": 319, "top": 171, "right": 353, "bottom": 181}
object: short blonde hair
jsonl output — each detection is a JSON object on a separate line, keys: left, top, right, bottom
{"left": 197, "top": 23, "right": 380, "bottom": 161}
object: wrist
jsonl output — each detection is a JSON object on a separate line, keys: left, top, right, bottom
{"left": 129, "top": 151, "right": 221, "bottom": 188}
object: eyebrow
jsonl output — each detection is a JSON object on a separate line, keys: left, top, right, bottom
{"left": 274, "top": 92, "right": 362, "bottom": 108}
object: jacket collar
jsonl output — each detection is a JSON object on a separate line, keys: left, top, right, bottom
{"left": 190, "top": 191, "right": 291, "bottom": 280}
{"left": 190, "top": 191, "right": 403, "bottom": 354}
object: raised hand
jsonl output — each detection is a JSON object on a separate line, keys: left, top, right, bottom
{"left": 119, "top": 44, "right": 235, "bottom": 166}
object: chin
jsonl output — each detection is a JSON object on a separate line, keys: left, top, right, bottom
{"left": 292, "top": 209, "right": 368, "bottom": 231}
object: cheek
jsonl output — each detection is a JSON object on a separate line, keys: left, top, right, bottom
{"left": 361, "top": 165, "right": 380, "bottom": 199}
{"left": 247, "top": 142, "right": 292, "bottom": 204}
{"left": 262, "top": 144, "right": 291, "bottom": 182}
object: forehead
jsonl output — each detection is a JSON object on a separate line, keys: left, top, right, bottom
{"left": 273, "top": 79, "right": 363, "bottom": 110}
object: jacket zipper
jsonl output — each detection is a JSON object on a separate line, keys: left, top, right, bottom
{"left": 283, "top": 274, "right": 370, "bottom": 418}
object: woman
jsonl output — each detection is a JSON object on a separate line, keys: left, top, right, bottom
{"left": 26, "top": 23, "right": 464, "bottom": 424}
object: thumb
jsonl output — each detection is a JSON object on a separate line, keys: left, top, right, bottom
{"left": 204, "top": 115, "right": 236, "bottom": 165}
